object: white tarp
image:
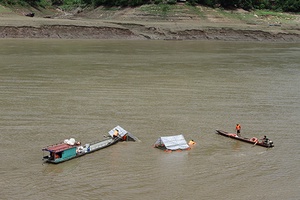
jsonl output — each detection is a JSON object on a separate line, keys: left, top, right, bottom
{"left": 64, "top": 138, "right": 76, "bottom": 145}
{"left": 155, "top": 134, "right": 189, "bottom": 150}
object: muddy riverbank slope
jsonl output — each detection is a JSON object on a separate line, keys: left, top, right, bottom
{"left": 1, "top": 4, "right": 300, "bottom": 41}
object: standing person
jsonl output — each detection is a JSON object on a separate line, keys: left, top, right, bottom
{"left": 236, "top": 124, "right": 241, "bottom": 137}
{"left": 113, "top": 129, "right": 119, "bottom": 139}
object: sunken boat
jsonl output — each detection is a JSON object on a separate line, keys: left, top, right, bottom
{"left": 42, "top": 126, "right": 138, "bottom": 164}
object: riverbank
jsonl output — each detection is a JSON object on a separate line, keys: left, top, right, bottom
{"left": 1, "top": 4, "right": 300, "bottom": 41}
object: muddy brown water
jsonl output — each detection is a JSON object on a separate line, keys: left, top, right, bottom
{"left": 0, "top": 39, "right": 299, "bottom": 200}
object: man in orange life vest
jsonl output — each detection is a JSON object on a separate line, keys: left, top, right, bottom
{"left": 113, "top": 129, "right": 119, "bottom": 139}
{"left": 188, "top": 140, "right": 196, "bottom": 146}
{"left": 236, "top": 124, "right": 241, "bottom": 137}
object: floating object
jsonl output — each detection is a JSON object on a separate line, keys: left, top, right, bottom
{"left": 153, "top": 134, "right": 191, "bottom": 152}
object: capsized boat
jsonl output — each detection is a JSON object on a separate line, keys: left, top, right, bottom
{"left": 153, "top": 134, "right": 191, "bottom": 152}
{"left": 215, "top": 130, "right": 274, "bottom": 148}
{"left": 42, "top": 125, "right": 138, "bottom": 164}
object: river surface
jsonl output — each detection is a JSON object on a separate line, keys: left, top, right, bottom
{"left": 0, "top": 39, "right": 299, "bottom": 200}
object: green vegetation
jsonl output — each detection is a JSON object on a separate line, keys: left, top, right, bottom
{"left": 254, "top": 9, "right": 296, "bottom": 19}
{"left": 139, "top": 4, "right": 170, "bottom": 17}
{"left": 0, "top": 0, "right": 299, "bottom": 12}
{"left": 139, "top": 4, "right": 205, "bottom": 18}
{"left": 0, "top": 4, "right": 13, "bottom": 12}
{"left": 213, "top": 7, "right": 298, "bottom": 25}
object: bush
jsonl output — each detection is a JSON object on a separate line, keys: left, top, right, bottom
{"left": 154, "top": 0, "right": 163, "bottom": 4}
{"left": 167, "top": 0, "right": 176, "bottom": 5}
{"left": 282, "top": 0, "right": 300, "bottom": 12}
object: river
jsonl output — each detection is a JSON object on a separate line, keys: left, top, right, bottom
{"left": 0, "top": 39, "right": 299, "bottom": 200}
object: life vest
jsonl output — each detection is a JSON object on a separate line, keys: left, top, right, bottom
{"left": 122, "top": 135, "right": 127, "bottom": 141}
{"left": 250, "top": 137, "right": 258, "bottom": 143}
{"left": 236, "top": 125, "right": 241, "bottom": 130}
{"left": 113, "top": 130, "right": 119, "bottom": 137}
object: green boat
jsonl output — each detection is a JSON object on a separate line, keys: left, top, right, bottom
{"left": 42, "top": 126, "right": 137, "bottom": 164}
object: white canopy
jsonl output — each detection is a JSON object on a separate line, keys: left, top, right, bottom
{"left": 155, "top": 134, "right": 189, "bottom": 150}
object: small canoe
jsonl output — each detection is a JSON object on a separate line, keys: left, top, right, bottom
{"left": 215, "top": 130, "right": 274, "bottom": 148}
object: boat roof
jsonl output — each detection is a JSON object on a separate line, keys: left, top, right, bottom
{"left": 154, "top": 134, "right": 190, "bottom": 150}
{"left": 108, "top": 125, "right": 139, "bottom": 141}
{"left": 43, "top": 126, "right": 137, "bottom": 153}
{"left": 43, "top": 143, "right": 76, "bottom": 153}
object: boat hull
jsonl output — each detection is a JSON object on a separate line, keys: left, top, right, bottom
{"left": 43, "top": 137, "right": 120, "bottom": 164}
{"left": 215, "top": 130, "right": 274, "bottom": 148}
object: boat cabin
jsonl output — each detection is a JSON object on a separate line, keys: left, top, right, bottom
{"left": 43, "top": 143, "right": 78, "bottom": 163}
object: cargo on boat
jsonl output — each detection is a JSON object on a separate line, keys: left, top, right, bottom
{"left": 42, "top": 125, "right": 138, "bottom": 164}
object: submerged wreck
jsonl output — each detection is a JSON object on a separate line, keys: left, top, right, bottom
{"left": 154, "top": 134, "right": 192, "bottom": 152}
{"left": 42, "top": 126, "right": 138, "bottom": 164}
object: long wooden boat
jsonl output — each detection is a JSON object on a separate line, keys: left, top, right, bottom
{"left": 42, "top": 126, "right": 138, "bottom": 164}
{"left": 42, "top": 137, "right": 120, "bottom": 164}
{"left": 215, "top": 130, "right": 274, "bottom": 148}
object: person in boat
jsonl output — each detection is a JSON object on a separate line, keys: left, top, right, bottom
{"left": 50, "top": 152, "right": 54, "bottom": 160}
{"left": 122, "top": 134, "right": 127, "bottom": 141}
{"left": 54, "top": 153, "right": 60, "bottom": 159}
{"left": 188, "top": 140, "right": 196, "bottom": 146}
{"left": 113, "top": 129, "right": 119, "bottom": 139}
{"left": 236, "top": 124, "right": 241, "bottom": 137}
{"left": 261, "top": 135, "right": 269, "bottom": 144}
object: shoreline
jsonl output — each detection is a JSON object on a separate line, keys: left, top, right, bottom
{"left": 1, "top": 24, "right": 300, "bottom": 42}
{"left": 1, "top": 5, "right": 300, "bottom": 42}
